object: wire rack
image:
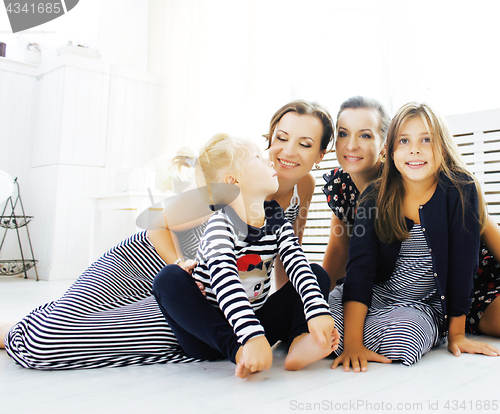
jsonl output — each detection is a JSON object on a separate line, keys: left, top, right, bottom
{"left": 0, "top": 178, "right": 39, "bottom": 280}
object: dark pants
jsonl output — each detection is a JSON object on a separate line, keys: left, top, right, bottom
{"left": 152, "top": 263, "right": 330, "bottom": 363}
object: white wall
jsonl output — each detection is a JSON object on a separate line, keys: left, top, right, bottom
{"left": 1, "top": 0, "right": 499, "bottom": 280}
{"left": 149, "top": 0, "right": 500, "bottom": 146}
{"left": 389, "top": 0, "right": 500, "bottom": 116}
{"left": 0, "top": 0, "right": 160, "bottom": 280}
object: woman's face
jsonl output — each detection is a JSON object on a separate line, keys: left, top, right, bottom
{"left": 268, "top": 112, "right": 325, "bottom": 183}
{"left": 335, "top": 108, "right": 385, "bottom": 176}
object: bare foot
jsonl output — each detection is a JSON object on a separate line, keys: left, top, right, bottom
{"left": 284, "top": 332, "right": 336, "bottom": 371}
{"left": 0, "top": 321, "right": 16, "bottom": 349}
{"left": 234, "top": 346, "right": 252, "bottom": 378}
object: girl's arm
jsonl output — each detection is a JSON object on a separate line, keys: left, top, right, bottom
{"left": 481, "top": 214, "right": 500, "bottom": 258}
{"left": 322, "top": 213, "right": 350, "bottom": 288}
{"left": 447, "top": 315, "right": 499, "bottom": 357}
{"left": 331, "top": 301, "right": 392, "bottom": 372}
{"left": 276, "top": 220, "right": 330, "bottom": 321}
{"left": 274, "top": 173, "right": 315, "bottom": 290}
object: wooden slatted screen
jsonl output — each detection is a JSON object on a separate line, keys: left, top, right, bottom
{"left": 303, "top": 109, "right": 500, "bottom": 264}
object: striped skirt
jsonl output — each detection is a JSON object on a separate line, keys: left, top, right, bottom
{"left": 329, "top": 225, "right": 444, "bottom": 366}
{"left": 5, "top": 231, "right": 198, "bottom": 370}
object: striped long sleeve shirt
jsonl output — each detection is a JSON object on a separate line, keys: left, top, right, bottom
{"left": 193, "top": 200, "right": 330, "bottom": 345}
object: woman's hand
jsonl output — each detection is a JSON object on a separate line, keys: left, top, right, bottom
{"left": 447, "top": 333, "right": 500, "bottom": 357}
{"left": 331, "top": 343, "right": 392, "bottom": 372}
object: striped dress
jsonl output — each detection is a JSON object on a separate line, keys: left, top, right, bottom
{"left": 5, "top": 190, "right": 300, "bottom": 370}
{"left": 329, "top": 225, "right": 444, "bottom": 366}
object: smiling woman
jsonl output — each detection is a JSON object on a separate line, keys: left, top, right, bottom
{"left": 322, "top": 96, "right": 390, "bottom": 286}
{"left": 263, "top": 100, "right": 334, "bottom": 289}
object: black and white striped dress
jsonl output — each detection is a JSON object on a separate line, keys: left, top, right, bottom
{"left": 329, "top": 225, "right": 444, "bottom": 366}
{"left": 5, "top": 191, "right": 300, "bottom": 370}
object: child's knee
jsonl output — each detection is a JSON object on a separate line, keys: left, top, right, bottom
{"left": 152, "top": 264, "right": 186, "bottom": 297}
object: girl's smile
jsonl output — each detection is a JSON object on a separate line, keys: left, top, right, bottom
{"left": 405, "top": 160, "right": 427, "bottom": 168}
{"left": 393, "top": 116, "right": 438, "bottom": 185}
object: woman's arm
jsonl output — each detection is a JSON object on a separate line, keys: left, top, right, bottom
{"left": 481, "top": 214, "right": 500, "bottom": 259}
{"left": 322, "top": 213, "right": 350, "bottom": 288}
{"left": 147, "top": 228, "right": 181, "bottom": 264}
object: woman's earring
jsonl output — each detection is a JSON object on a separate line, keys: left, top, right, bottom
{"left": 315, "top": 163, "right": 321, "bottom": 170}
{"left": 380, "top": 148, "right": 386, "bottom": 163}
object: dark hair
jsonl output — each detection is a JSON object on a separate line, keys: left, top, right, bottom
{"left": 337, "top": 96, "right": 390, "bottom": 142}
{"left": 264, "top": 100, "right": 334, "bottom": 152}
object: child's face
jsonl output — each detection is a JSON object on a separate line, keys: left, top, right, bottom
{"left": 268, "top": 112, "right": 325, "bottom": 183}
{"left": 335, "top": 108, "right": 385, "bottom": 177}
{"left": 392, "top": 116, "right": 439, "bottom": 186}
{"left": 238, "top": 141, "right": 279, "bottom": 197}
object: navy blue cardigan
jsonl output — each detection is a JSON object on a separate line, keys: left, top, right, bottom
{"left": 343, "top": 174, "right": 481, "bottom": 334}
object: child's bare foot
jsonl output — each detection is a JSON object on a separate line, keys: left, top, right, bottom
{"left": 234, "top": 346, "right": 252, "bottom": 378}
{"left": 284, "top": 332, "right": 336, "bottom": 371}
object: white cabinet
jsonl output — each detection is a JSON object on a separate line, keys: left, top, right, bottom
{"left": 0, "top": 56, "right": 162, "bottom": 280}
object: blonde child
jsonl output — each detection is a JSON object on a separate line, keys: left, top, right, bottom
{"left": 329, "top": 102, "right": 499, "bottom": 372}
{"left": 153, "top": 134, "right": 339, "bottom": 378}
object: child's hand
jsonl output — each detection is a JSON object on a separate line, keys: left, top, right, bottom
{"left": 179, "top": 259, "right": 206, "bottom": 296}
{"left": 331, "top": 343, "right": 392, "bottom": 372}
{"left": 307, "top": 315, "right": 338, "bottom": 351}
{"left": 447, "top": 333, "right": 500, "bottom": 357}
{"left": 235, "top": 335, "right": 273, "bottom": 378}
{"left": 180, "top": 259, "right": 197, "bottom": 274}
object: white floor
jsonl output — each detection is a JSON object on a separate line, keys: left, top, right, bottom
{"left": 1, "top": 277, "right": 500, "bottom": 414}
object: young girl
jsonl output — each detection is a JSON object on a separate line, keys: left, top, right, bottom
{"left": 153, "top": 134, "right": 339, "bottom": 378}
{"left": 3, "top": 100, "right": 333, "bottom": 370}
{"left": 329, "top": 102, "right": 499, "bottom": 371}
{"left": 323, "top": 97, "right": 500, "bottom": 337}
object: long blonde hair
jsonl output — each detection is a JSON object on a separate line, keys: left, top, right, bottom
{"left": 373, "top": 102, "right": 487, "bottom": 243}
